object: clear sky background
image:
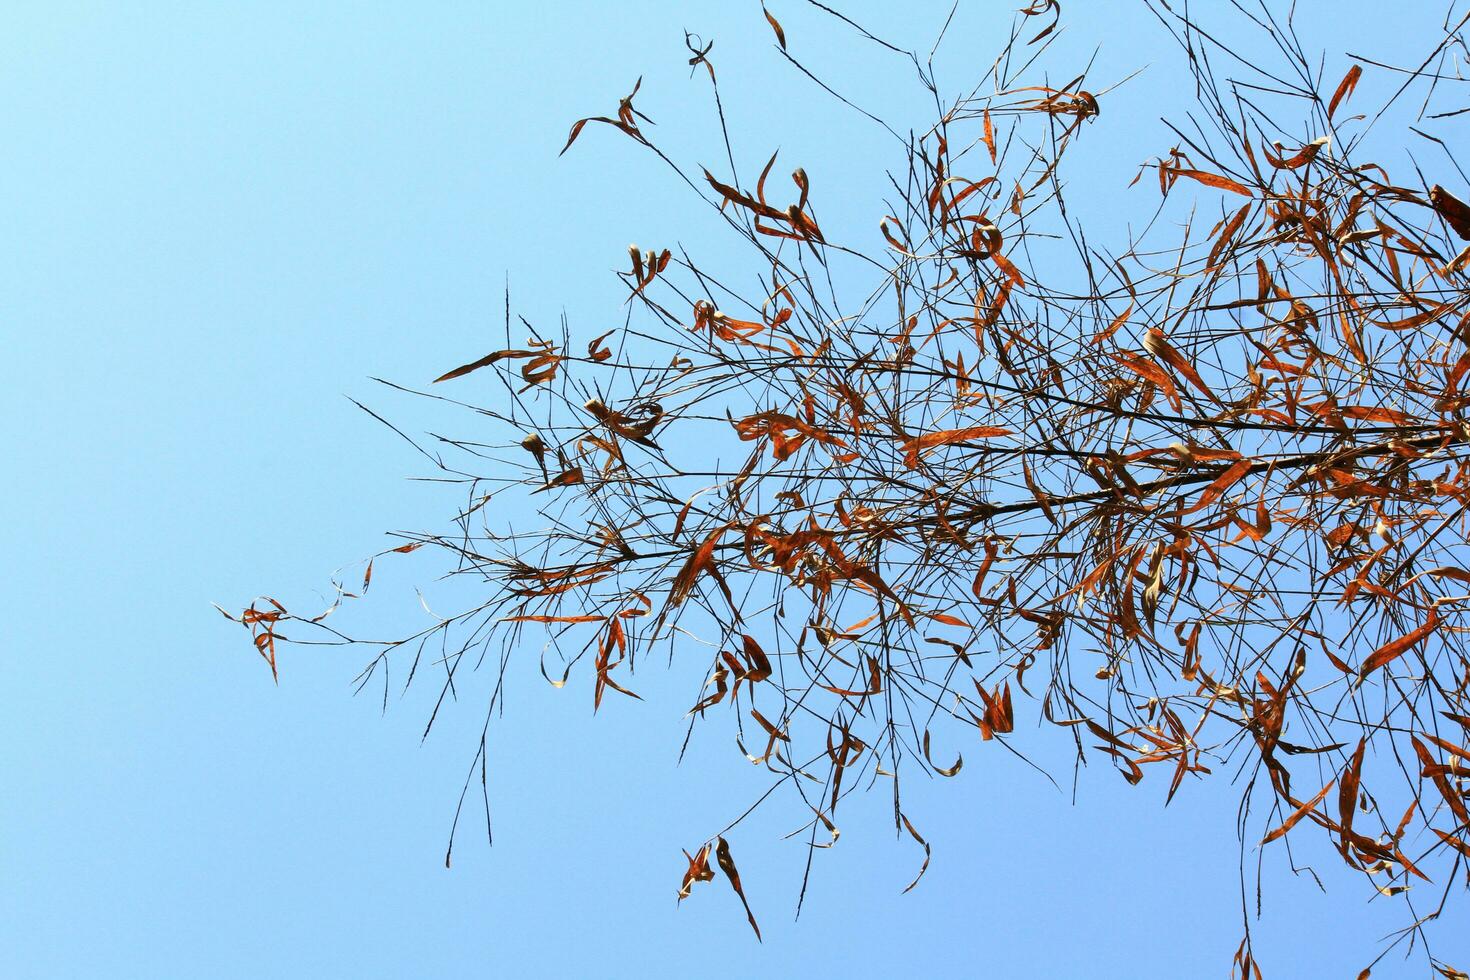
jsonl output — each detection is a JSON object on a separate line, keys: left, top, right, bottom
{"left": 5, "top": 2, "right": 1466, "bottom": 977}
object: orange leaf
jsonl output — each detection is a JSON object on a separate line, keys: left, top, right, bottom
{"left": 900, "top": 425, "right": 1011, "bottom": 468}
{"left": 668, "top": 524, "right": 729, "bottom": 608}
{"left": 1144, "top": 328, "right": 1217, "bottom": 402}
{"left": 677, "top": 844, "right": 714, "bottom": 901}
{"left": 1093, "top": 303, "right": 1132, "bottom": 345}
{"left": 1168, "top": 167, "right": 1253, "bottom": 198}
{"left": 1327, "top": 64, "right": 1362, "bottom": 119}
{"left": 1182, "top": 459, "right": 1253, "bottom": 515}
{"left": 1358, "top": 607, "right": 1439, "bottom": 681}
{"left": 1261, "top": 778, "right": 1336, "bottom": 844}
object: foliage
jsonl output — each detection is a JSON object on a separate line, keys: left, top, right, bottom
{"left": 224, "top": 2, "right": 1470, "bottom": 973}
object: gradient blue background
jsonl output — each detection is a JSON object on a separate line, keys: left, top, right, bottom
{"left": 5, "top": 2, "right": 1463, "bottom": 977}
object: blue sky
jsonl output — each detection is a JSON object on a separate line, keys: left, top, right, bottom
{"left": 5, "top": 2, "right": 1465, "bottom": 977}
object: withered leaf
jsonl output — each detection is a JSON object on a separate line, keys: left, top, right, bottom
{"left": 1261, "top": 778, "right": 1336, "bottom": 844}
{"left": 1431, "top": 185, "right": 1470, "bottom": 241}
{"left": 714, "top": 837, "right": 761, "bottom": 940}
{"left": 434, "top": 349, "right": 521, "bottom": 383}
{"left": 677, "top": 843, "right": 714, "bottom": 901}
{"left": 899, "top": 812, "right": 931, "bottom": 892}
{"left": 534, "top": 467, "right": 584, "bottom": 493}
{"left": 1167, "top": 166, "right": 1253, "bottom": 198}
{"left": 922, "top": 729, "right": 963, "bottom": 777}
{"left": 762, "top": 4, "right": 787, "bottom": 50}
{"left": 900, "top": 425, "right": 1011, "bottom": 468}
{"left": 1357, "top": 607, "right": 1439, "bottom": 682}
{"left": 1328, "top": 64, "right": 1362, "bottom": 119}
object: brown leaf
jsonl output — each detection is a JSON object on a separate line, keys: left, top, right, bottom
{"left": 1338, "top": 737, "right": 1366, "bottom": 843}
{"left": 1265, "top": 136, "right": 1329, "bottom": 170}
{"left": 1357, "top": 607, "right": 1439, "bottom": 681}
{"left": 1261, "top": 778, "right": 1336, "bottom": 844}
{"left": 668, "top": 524, "right": 729, "bottom": 608}
{"left": 741, "top": 633, "right": 773, "bottom": 682}
{"left": 1111, "top": 351, "right": 1181, "bottom": 410}
{"left": 1183, "top": 459, "right": 1253, "bottom": 515}
{"left": 714, "top": 837, "right": 761, "bottom": 940}
{"left": 992, "top": 251, "right": 1025, "bottom": 287}
{"left": 559, "top": 118, "right": 590, "bottom": 156}
{"left": 1021, "top": 0, "right": 1061, "bottom": 45}
{"left": 1433, "top": 829, "right": 1470, "bottom": 859}
{"left": 900, "top": 425, "right": 1011, "bottom": 468}
{"left": 535, "top": 467, "right": 584, "bottom": 493}
{"left": 750, "top": 706, "right": 790, "bottom": 742}
{"left": 1431, "top": 185, "right": 1470, "bottom": 241}
{"left": 1092, "top": 303, "right": 1132, "bottom": 345}
{"left": 1144, "top": 328, "right": 1217, "bottom": 402}
{"left": 433, "top": 348, "right": 521, "bottom": 383}
{"left": 1205, "top": 204, "right": 1251, "bottom": 271}
{"left": 762, "top": 4, "right": 787, "bottom": 50}
{"left": 922, "top": 729, "right": 963, "bottom": 777}
{"left": 1328, "top": 64, "right": 1362, "bottom": 119}
{"left": 677, "top": 844, "right": 714, "bottom": 901}
{"left": 587, "top": 329, "right": 615, "bottom": 362}
{"left": 1167, "top": 166, "right": 1253, "bottom": 198}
